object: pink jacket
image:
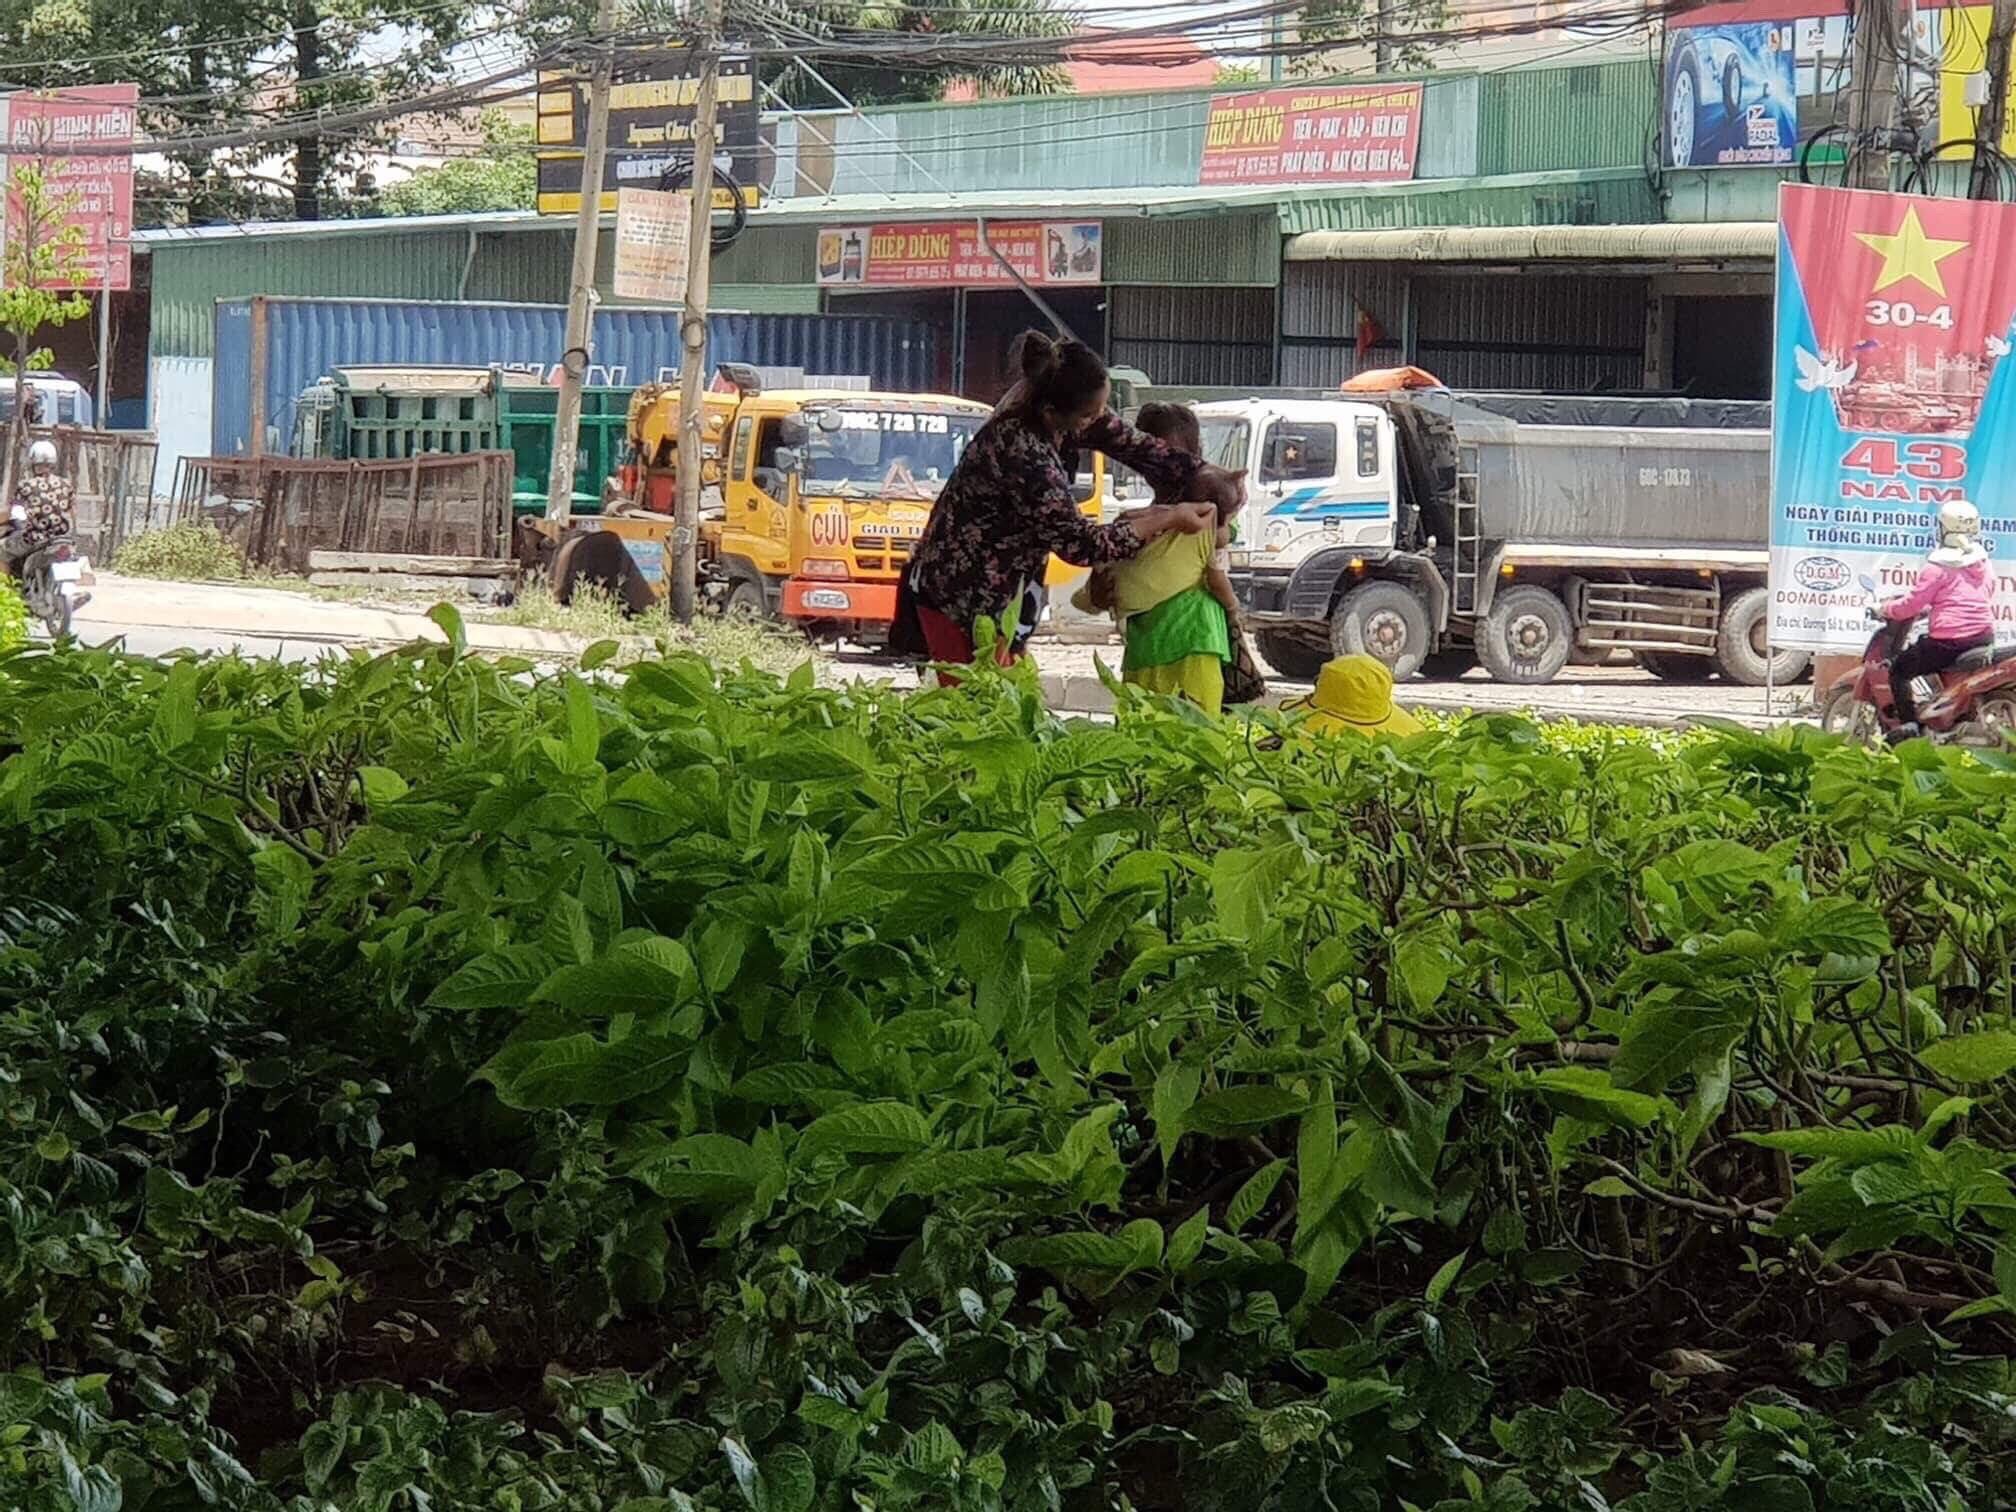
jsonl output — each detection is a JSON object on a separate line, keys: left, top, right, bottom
{"left": 1885, "top": 555, "right": 1996, "bottom": 641}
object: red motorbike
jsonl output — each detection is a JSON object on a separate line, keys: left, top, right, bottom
{"left": 1820, "top": 594, "right": 2016, "bottom": 746}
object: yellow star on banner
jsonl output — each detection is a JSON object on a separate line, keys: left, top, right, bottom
{"left": 1854, "top": 206, "right": 1969, "bottom": 297}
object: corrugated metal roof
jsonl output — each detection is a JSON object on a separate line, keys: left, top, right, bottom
{"left": 1286, "top": 222, "right": 1776, "bottom": 262}
{"left": 1277, "top": 169, "right": 1663, "bottom": 236}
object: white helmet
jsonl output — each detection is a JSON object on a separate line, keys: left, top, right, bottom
{"left": 1938, "top": 499, "right": 1982, "bottom": 549}
{"left": 26, "top": 440, "right": 56, "bottom": 469}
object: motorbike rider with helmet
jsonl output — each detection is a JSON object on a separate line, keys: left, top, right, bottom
{"left": 4, "top": 439, "right": 74, "bottom": 580}
{"left": 1877, "top": 499, "right": 1998, "bottom": 739}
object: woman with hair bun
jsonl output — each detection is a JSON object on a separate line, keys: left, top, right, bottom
{"left": 893, "top": 330, "right": 1246, "bottom": 677}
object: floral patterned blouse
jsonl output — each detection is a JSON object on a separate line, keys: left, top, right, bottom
{"left": 907, "top": 410, "right": 1203, "bottom": 631}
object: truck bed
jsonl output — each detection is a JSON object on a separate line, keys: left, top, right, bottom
{"left": 1389, "top": 392, "right": 1770, "bottom": 554}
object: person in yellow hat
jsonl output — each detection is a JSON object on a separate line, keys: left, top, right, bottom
{"left": 1288, "top": 654, "right": 1423, "bottom": 738}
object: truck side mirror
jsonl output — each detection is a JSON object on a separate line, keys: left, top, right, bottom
{"left": 772, "top": 445, "right": 802, "bottom": 474}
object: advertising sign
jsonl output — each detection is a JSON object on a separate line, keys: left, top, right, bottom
{"left": 1768, "top": 183, "right": 2016, "bottom": 653}
{"left": 537, "top": 53, "right": 760, "bottom": 214}
{"left": 612, "top": 188, "right": 691, "bottom": 304}
{"left": 1664, "top": 0, "right": 2016, "bottom": 169}
{"left": 816, "top": 221, "right": 1103, "bottom": 289}
{"left": 4, "top": 84, "right": 137, "bottom": 290}
{"left": 1199, "top": 83, "right": 1422, "bottom": 187}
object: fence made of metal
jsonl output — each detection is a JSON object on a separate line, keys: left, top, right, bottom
{"left": 171, "top": 452, "right": 514, "bottom": 573}
{"left": 26, "top": 426, "right": 164, "bottom": 560}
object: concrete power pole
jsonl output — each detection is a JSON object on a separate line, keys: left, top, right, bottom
{"left": 546, "top": 0, "right": 620, "bottom": 528}
{"left": 670, "top": 0, "right": 722, "bottom": 624}
{"left": 1845, "top": 0, "right": 1903, "bottom": 190}
{"left": 1979, "top": 0, "right": 2016, "bottom": 195}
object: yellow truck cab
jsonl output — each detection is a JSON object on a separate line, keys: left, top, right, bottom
{"left": 602, "top": 371, "right": 1111, "bottom": 643}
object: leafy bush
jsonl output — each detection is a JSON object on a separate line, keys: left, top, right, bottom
{"left": 3, "top": 634, "right": 2016, "bottom": 1510}
{"left": 111, "top": 520, "right": 247, "bottom": 581}
{"left": 0, "top": 573, "right": 28, "bottom": 649}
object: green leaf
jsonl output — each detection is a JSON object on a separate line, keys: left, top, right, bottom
{"left": 797, "top": 1102, "right": 933, "bottom": 1162}
{"left": 580, "top": 638, "right": 620, "bottom": 671}
{"left": 1187, "top": 1084, "right": 1308, "bottom": 1134}
{"left": 1226, "top": 1158, "right": 1288, "bottom": 1232}
{"left": 151, "top": 659, "right": 198, "bottom": 752}
{"left": 1525, "top": 1067, "right": 1662, "bottom": 1130}
{"left": 1167, "top": 1206, "right": 1210, "bottom": 1272}
{"left": 535, "top": 936, "right": 696, "bottom": 1015}
{"left": 1920, "top": 1030, "right": 2016, "bottom": 1085}
{"left": 1210, "top": 843, "right": 1300, "bottom": 942}
{"left": 1611, "top": 1000, "right": 1750, "bottom": 1093}
{"left": 1781, "top": 897, "right": 1891, "bottom": 958}
{"left": 429, "top": 601, "right": 467, "bottom": 660}
{"left": 429, "top": 946, "right": 552, "bottom": 1010}
{"left": 356, "top": 766, "right": 409, "bottom": 806}
{"left": 1581, "top": 1177, "right": 1636, "bottom": 1199}
{"left": 479, "top": 1033, "right": 687, "bottom": 1110}
{"left": 1152, "top": 1062, "right": 1200, "bottom": 1167}
{"left": 1424, "top": 1249, "right": 1467, "bottom": 1306}
{"left": 1740, "top": 1127, "right": 1917, "bottom": 1161}
{"left": 302, "top": 1420, "right": 345, "bottom": 1492}
{"left": 565, "top": 677, "right": 601, "bottom": 768}
{"left": 757, "top": 1446, "right": 815, "bottom": 1512}
{"left": 1395, "top": 931, "right": 1451, "bottom": 1013}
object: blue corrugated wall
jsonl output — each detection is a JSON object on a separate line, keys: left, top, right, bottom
{"left": 212, "top": 297, "right": 938, "bottom": 455}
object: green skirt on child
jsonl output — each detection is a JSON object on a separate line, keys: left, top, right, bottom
{"left": 1122, "top": 588, "right": 1232, "bottom": 717}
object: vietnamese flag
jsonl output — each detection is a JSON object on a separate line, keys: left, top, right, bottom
{"left": 1780, "top": 185, "right": 2016, "bottom": 436}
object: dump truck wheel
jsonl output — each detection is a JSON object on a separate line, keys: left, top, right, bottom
{"left": 723, "top": 578, "right": 768, "bottom": 621}
{"left": 1330, "top": 581, "right": 1430, "bottom": 681}
{"left": 1254, "top": 628, "right": 1328, "bottom": 682}
{"left": 1479, "top": 585, "right": 1572, "bottom": 685}
{"left": 1715, "top": 587, "right": 1810, "bottom": 686}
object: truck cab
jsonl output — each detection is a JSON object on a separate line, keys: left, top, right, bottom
{"left": 714, "top": 390, "right": 991, "bottom": 634}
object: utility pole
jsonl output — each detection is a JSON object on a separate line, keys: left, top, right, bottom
{"left": 1845, "top": 0, "right": 1902, "bottom": 190}
{"left": 671, "top": 0, "right": 723, "bottom": 624}
{"left": 1979, "top": 0, "right": 2016, "bottom": 195}
{"left": 546, "top": 0, "right": 619, "bottom": 527}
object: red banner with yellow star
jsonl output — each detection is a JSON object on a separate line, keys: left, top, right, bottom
{"left": 1770, "top": 183, "right": 2016, "bottom": 653}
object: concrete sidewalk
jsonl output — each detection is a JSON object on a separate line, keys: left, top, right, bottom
{"left": 81, "top": 574, "right": 593, "bottom": 657}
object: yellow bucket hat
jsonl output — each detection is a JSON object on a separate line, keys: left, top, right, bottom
{"left": 1289, "top": 654, "right": 1423, "bottom": 737}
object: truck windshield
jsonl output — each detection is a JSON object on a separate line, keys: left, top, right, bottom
{"left": 1199, "top": 418, "right": 1250, "bottom": 471}
{"left": 802, "top": 409, "right": 982, "bottom": 500}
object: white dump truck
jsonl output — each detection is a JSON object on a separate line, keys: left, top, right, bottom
{"left": 1146, "top": 387, "right": 1798, "bottom": 686}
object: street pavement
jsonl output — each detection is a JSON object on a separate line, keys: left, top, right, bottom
{"left": 67, "top": 575, "right": 1813, "bottom": 729}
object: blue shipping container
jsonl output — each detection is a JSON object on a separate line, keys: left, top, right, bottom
{"left": 211, "top": 296, "right": 938, "bottom": 456}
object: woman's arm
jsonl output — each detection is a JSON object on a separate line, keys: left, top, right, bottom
{"left": 1080, "top": 413, "right": 1203, "bottom": 495}
{"left": 1205, "top": 561, "right": 1239, "bottom": 616}
{"left": 1884, "top": 566, "right": 1942, "bottom": 621}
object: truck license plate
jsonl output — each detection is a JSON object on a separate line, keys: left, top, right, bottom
{"left": 804, "top": 588, "right": 851, "bottom": 612}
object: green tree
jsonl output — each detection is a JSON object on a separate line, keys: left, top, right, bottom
{"left": 370, "top": 111, "right": 536, "bottom": 216}
{"left": 0, "top": 163, "right": 91, "bottom": 504}
{"left": 1214, "top": 61, "right": 1264, "bottom": 86}
{"left": 1291, "top": 0, "right": 1452, "bottom": 76}
{"left": 0, "top": 0, "right": 476, "bottom": 223}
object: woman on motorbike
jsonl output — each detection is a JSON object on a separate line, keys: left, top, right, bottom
{"left": 1880, "top": 499, "right": 1997, "bottom": 737}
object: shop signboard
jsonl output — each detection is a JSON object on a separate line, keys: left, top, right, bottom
{"left": 1768, "top": 182, "right": 2016, "bottom": 653}
{"left": 1198, "top": 83, "right": 1422, "bottom": 186}
{"left": 537, "top": 52, "right": 760, "bottom": 213}
{"left": 612, "top": 188, "right": 691, "bottom": 304}
{"left": 815, "top": 221, "right": 1103, "bottom": 289}
{"left": 4, "top": 84, "right": 138, "bottom": 290}
{"left": 1665, "top": 0, "right": 2016, "bottom": 169}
